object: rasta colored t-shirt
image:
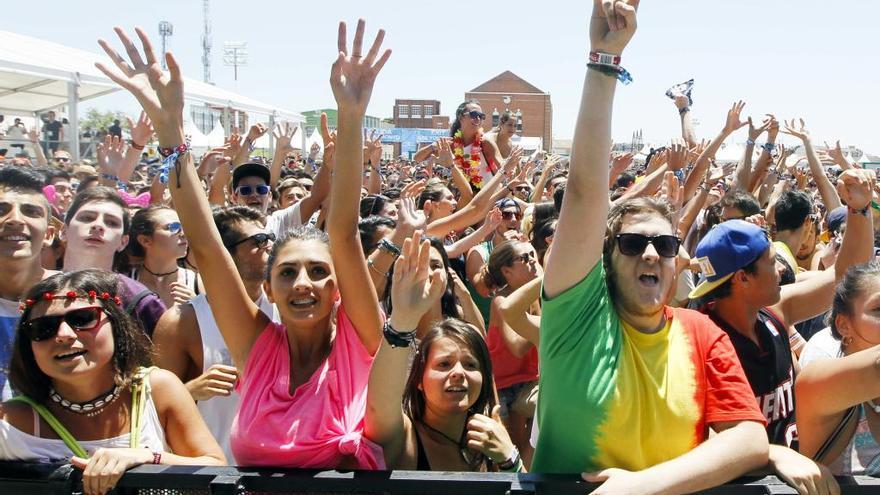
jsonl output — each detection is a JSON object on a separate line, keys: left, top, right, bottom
{"left": 532, "top": 261, "right": 765, "bottom": 473}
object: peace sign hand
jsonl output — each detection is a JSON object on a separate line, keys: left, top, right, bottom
{"left": 330, "top": 19, "right": 392, "bottom": 115}
{"left": 95, "top": 27, "right": 184, "bottom": 145}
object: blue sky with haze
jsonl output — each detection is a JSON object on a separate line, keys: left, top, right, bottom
{"left": 10, "top": 0, "right": 880, "bottom": 150}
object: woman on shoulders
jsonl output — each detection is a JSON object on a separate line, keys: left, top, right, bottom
{"left": 0, "top": 270, "right": 223, "bottom": 495}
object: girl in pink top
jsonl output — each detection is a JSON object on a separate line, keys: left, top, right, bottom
{"left": 97, "top": 21, "right": 392, "bottom": 468}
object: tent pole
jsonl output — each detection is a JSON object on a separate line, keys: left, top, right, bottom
{"left": 67, "top": 80, "right": 80, "bottom": 161}
{"left": 268, "top": 111, "right": 276, "bottom": 155}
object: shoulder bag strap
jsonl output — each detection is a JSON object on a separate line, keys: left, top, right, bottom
{"left": 129, "top": 366, "right": 158, "bottom": 449}
{"left": 7, "top": 396, "right": 89, "bottom": 458}
{"left": 814, "top": 405, "right": 858, "bottom": 464}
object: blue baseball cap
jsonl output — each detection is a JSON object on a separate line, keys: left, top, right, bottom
{"left": 688, "top": 220, "right": 771, "bottom": 299}
{"left": 826, "top": 206, "right": 847, "bottom": 234}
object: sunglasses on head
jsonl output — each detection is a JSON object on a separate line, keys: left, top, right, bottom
{"left": 22, "top": 306, "right": 106, "bottom": 342}
{"left": 615, "top": 233, "right": 681, "bottom": 258}
{"left": 227, "top": 232, "right": 276, "bottom": 250}
{"left": 465, "top": 110, "right": 486, "bottom": 121}
{"left": 163, "top": 221, "right": 182, "bottom": 234}
{"left": 235, "top": 184, "right": 271, "bottom": 196}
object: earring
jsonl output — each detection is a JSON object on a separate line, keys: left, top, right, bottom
{"left": 842, "top": 335, "right": 854, "bottom": 349}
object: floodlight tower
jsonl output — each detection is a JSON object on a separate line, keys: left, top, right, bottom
{"left": 223, "top": 42, "right": 248, "bottom": 81}
{"left": 202, "top": 0, "right": 212, "bottom": 83}
{"left": 158, "top": 21, "right": 173, "bottom": 70}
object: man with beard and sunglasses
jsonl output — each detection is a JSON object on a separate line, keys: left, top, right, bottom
{"left": 152, "top": 206, "right": 279, "bottom": 463}
{"left": 532, "top": 2, "right": 769, "bottom": 492}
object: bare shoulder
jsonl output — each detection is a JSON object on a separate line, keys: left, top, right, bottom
{"left": 153, "top": 302, "right": 199, "bottom": 343}
{"left": 0, "top": 400, "right": 36, "bottom": 435}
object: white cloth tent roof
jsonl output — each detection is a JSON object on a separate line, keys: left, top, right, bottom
{"left": 0, "top": 30, "right": 303, "bottom": 120}
{"left": 183, "top": 121, "right": 210, "bottom": 148}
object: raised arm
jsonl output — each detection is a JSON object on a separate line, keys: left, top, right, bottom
{"left": 26, "top": 129, "right": 49, "bottom": 168}
{"left": 674, "top": 95, "right": 697, "bottom": 148}
{"left": 269, "top": 122, "right": 296, "bottom": 188}
{"left": 782, "top": 119, "right": 842, "bottom": 211}
{"left": 730, "top": 117, "right": 769, "bottom": 192}
{"left": 365, "top": 232, "right": 445, "bottom": 466}
{"left": 772, "top": 169, "right": 875, "bottom": 325}
{"left": 681, "top": 101, "right": 748, "bottom": 204}
{"left": 327, "top": 19, "right": 390, "bottom": 353}
{"left": 96, "top": 27, "right": 265, "bottom": 369}
{"left": 543, "top": 1, "right": 638, "bottom": 298}
{"left": 498, "top": 274, "right": 543, "bottom": 347}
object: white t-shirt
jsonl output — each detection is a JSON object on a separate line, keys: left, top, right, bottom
{"left": 265, "top": 200, "right": 303, "bottom": 240}
{"left": 800, "top": 327, "right": 842, "bottom": 369}
{"left": 0, "top": 297, "right": 21, "bottom": 401}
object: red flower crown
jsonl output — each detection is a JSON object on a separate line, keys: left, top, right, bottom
{"left": 19, "top": 291, "right": 123, "bottom": 313}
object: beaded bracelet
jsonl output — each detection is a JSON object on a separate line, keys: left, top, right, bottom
{"left": 129, "top": 140, "right": 145, "bottom": 151}
{"left": 157, "top": 142, "right": 191, "bottom": 186}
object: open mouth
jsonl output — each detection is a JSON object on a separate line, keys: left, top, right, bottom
{"left": 446, "top": 386, "right": 468, "bottom": 394}
{"left": 290, "top": 297, "right": 317, "bottom": 308}
{"left": 0, "top": 234, "right": 29, "bottom": 242}
{"left": 54, "top": 349, "right": 87, "bottom": 361}
{"left": 638, "top": 273, "right": 659, "bottom": 286}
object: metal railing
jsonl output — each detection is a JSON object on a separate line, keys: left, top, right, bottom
{"left": 2, "top": 462, "right": 880, "bottom": 495}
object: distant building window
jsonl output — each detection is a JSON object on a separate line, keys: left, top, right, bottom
{"left": 398, "top": 105, "right": 409, "bottom": 118}
{"left": 411, "top": 105, "right": 421, "bottom": 118}
{"left": 425, "top": 106, "right": 434, "bottom": 117}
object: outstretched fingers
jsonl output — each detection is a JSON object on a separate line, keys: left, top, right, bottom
{"left": 134, "top": 27, "right": 158, "bottom": 66}
{"left": 352, "top": 19, "right": 365, "bottom": 58}
{"left": 114, "top": 27, "right": 146, "bottom": 68}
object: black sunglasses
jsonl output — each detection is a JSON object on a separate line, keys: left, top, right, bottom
{"left": 513, "top": 251, "right": 536, "bottom": 264}
{"left": 465, "top": 110, "right": 486, "bottom": 121}
{"left": 22, "top": 306, "right": 106, "bottom": 342}
{"left": 227, "top": 232, "right": 276, "bottom": 250}
{"left": 236, "top": 185, "right": 271, "bottom": 196}
{"left": 615, "top": 233, "right": 681, "bottom": 258}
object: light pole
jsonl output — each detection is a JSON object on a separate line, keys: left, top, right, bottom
{"left": 223, "top": 42, "right": 248, "bottom": 81}
{"left": 158, "top": 21, "right": 173, "bottom": 70}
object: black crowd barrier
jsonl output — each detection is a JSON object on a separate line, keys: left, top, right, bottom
{"left": 2, "top": 461, "right": 880, "bottom": 494}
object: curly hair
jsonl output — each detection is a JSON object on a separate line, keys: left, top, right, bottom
{"left": 8, "top": 270, "right": 153, "bottom": 400}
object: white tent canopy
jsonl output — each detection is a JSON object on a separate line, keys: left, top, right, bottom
{"left": 0, "top": 30, "right": 303, "bottom": 159}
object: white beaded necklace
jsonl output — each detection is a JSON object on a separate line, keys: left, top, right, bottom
{"left": 49, "top": 385, "right": 121, "bottom": 417}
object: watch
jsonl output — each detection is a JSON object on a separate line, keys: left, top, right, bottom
{"left": 383, "top": 321, "right": 415, "bottom": 348}
{"left": 377, "top": 238, "right": 401, "bottom": 257}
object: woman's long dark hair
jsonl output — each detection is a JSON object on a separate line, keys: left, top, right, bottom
{"left": 9, "top": 270, "right": 153, "bottom": 400}
{"left": 450, "top": 100, "right": 480, "bottom": 137}
{"left": 402, "top": 318, "right": 496, "bottom": 471}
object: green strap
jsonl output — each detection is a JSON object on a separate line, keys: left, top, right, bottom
{"left": 8, "top": 396, "right": 88, "bottom": 458}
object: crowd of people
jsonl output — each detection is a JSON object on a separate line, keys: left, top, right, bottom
{"left": 0, "top": 2, "right": 878, "bottom": 494}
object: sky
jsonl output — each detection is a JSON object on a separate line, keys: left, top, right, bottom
{"left": 9, "top": 0, "right": 880, "bottom": 151}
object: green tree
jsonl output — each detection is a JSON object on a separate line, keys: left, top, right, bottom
{"left": 80, "top": 108, "right": 127, "bottom": 135}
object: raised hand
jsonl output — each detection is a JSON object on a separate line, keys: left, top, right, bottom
{"left": 310, "top": 142, "right": 322, "bottom": 158}
{"left": 186, "top": 363, "right": 238, "bottom": 401}
{"left": 723, "top": 100, "right": 748, "bottom": 135}
{"left": 436, "top": 138, "right": 454, "bottom": 167}
{"left": 224, "top": 133, "right": 242, "bottom": 159}
{"left": 397, "top": 195, "right": 427, "bottom": 234}
{"left": 590, "top": 0, "right": 640, "bottom": 55}
{"left": 500, "top": 146, "right": 524, "bottom": 176}
{"left": 747, "top": 116, "right": 771, "bottom": 142}
{"left": 764, "top": 114, "right": 780, "bottom": 142}
{"left": 96, "top": 135, "right": 128, "bottom": 176}
{"left": 273, "top": 122, "right": 297, "bottom": 154}
{"left": 320, "top": 112, "right": 336, "bottom": 147}
{"left": 610, "top": 151, "right": 634, "bottom": 175}
{"left": 246, "top": 123, "right": 268, "bottom": 143}
{"left": 127, "top": 110, "right": 154, "bottom": 146}
{"left": 837, "top": 168, "right": 876, "bottom": 210}
{"left": 781, "top": 118, "right": 810, "bottom": 142}
{"left": 330, "top": 19, "right": 392, "bottom": 115}
{"left": 389, "top": 231, "right": 445, "bottom": 331}
{"left": 673, "top": 94, "right": 689, "bottom": 110}
{"left": 666, "top": 139, "right": 687, "bottom": 171}
{"left": 95, "top": 27, "right": 184, "bottom": 144}
{"left": 196, "top": 148, "right": 230, "bottom": 177}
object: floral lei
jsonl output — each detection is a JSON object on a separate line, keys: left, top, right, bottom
{"left": 453, "top": 129, "right": 485, "bottom": 189}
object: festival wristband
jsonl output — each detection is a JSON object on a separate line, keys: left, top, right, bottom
{"left": 587, "top": 63, "right": 633, "bottom": 85}
{"left": 589, "top": 51, "right": 622, "bottom": 65}
{"left": 157, "top": 141, "right": 191, "bottom": 185}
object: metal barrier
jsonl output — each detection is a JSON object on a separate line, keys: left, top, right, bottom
{"left": 2, "top": 462, "right": 879, "bottom": 494}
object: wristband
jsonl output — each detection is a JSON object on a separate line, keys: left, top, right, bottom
{"left": 377, "top": 238, "right": 401, "bottom": 257}
{"left": 383, "top": 320, "right": 415, "bottom": 348}
{"left": 157, "top": 141, "right": 191, "bottom": 185}
{"left": 151, "top": 451, "right": 162, "bottom": 464}
{"left": 762, "top": 143, "right": 776, "bottom": 153}
{"left": 129, "top": 140, "right": 145, "bottom": 151}
{"left": 848, "top": 205, "right": 870, "bottom": 217}
{"left": 587, "top": 62, "right": 633, "bottom": 85}
{"left": 589, "top": 51, "right": 622, "bottom": 65}
{"left": 746, "top": 139, "right": 755, "bottom": 146}
{"left": 679, "top": 106, "right": 690, "bottom": 115}
{"left": 497, "top": 448, "right": 522, "bottom": 472}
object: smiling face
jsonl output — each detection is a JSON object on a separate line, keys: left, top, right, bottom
{"left": 420, "top": 336, "right": 483, "bottom": 416}
{"left": 64, "top": 200, "right": 128, "bottom": 259}
{"left": 264, "top": 238, "right": 337, "bottom": 325}
{"left": 501, "top": 243, "right": 541, "bottom": 290}
{"left": 230, "top": 221, "right": 272, "bottom": 283}
{"left": 458, "top": 103, "right": 485, "bottom": 136}
{"left": 609, "top": 212, "right": 677, "bottom": 319}
{"left": 28, "top": 298, "right": 115, "bottom": 383}
{"left": 0, "top": 189, "right": 53, "bottom": 262}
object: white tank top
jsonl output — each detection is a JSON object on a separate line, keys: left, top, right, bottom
{"left": 464, "top": 142, "right": 495, "bottom": 185}
{"left": 190, "top": 292, "right": 277, "bottom": 464}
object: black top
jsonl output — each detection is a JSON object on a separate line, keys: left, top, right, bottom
{"left": 42, "top": 120, "right": 62, "bottom": 141}
{"left": 708, "top": 308, "right": 797, "bottom": 448}
{"left": 414, "top": 429, "right": 432, "bottom": 471}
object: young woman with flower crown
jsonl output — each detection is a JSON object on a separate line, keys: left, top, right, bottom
{"left": 0, "top": 270, "right": 224, "bottom": 495}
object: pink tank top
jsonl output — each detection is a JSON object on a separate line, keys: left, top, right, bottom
{"left": 230, "top": 304, "right": 385, "bottom": 469}
{"left": 487, "top": 324, "right": 539, "bottom": 390}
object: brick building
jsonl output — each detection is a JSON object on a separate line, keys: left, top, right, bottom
{"left": 465, "top": 71, "right": 552, "bottom": 151}
{"left": 393, "top": 99, "right": 449, "bottom": 129}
